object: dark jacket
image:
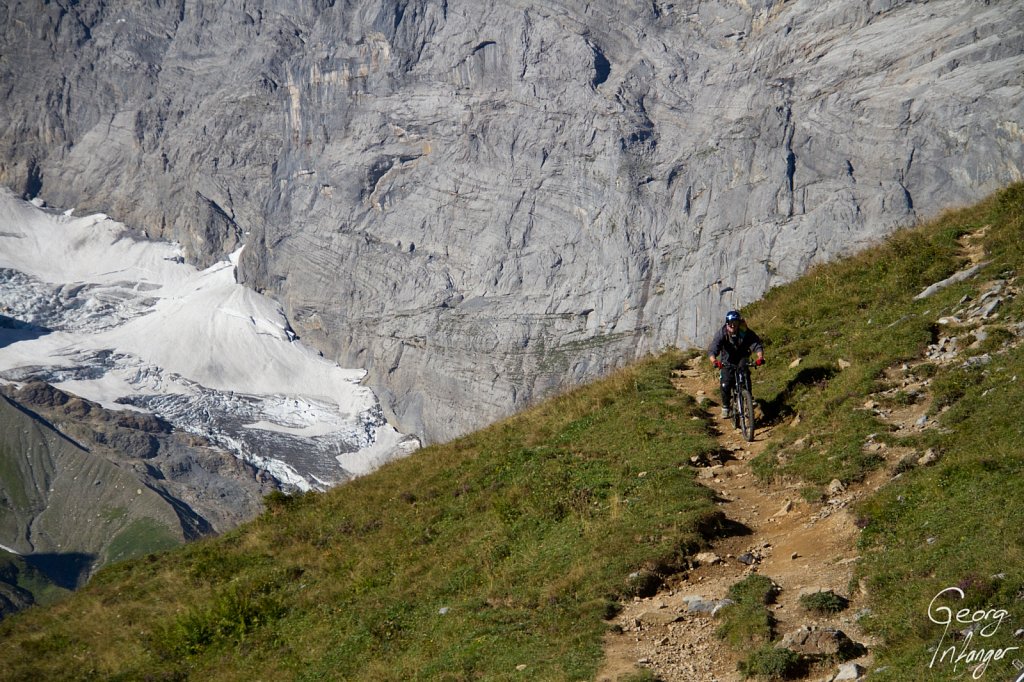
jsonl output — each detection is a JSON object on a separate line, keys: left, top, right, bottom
{"left": 708, "top": 323, "right": 764, "bottom": 365}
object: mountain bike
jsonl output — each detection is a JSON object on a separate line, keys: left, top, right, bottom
{"left": 724, "top": 360, "right": 756, "bottom": 442}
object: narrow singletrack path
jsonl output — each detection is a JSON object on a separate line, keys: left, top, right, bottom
{"left": 599, "top": 357, "right": 879, "bottom": 681}
{"left": 598, "top": 225, "right": 1001, "bottom": 680}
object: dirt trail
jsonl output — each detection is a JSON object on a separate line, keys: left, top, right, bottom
{"left": 598, "top": 358, "right": 883, "bottom": 682}
{"left": 596, "top": 226, "right": 1001, "bottom": 680}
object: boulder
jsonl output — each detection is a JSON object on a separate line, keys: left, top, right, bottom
{"left": 781, "top": 626, "right": 866, "bottom": 660}
{"left": 833, "top": 662, "right": 866, "bottom": 680}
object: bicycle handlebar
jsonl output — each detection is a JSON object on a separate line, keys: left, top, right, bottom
{"left": 719, "top": 359, "right": 759, "bottom": 370}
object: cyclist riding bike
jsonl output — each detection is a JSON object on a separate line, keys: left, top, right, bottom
{"left": 708, "top": 310, "right": 765, "bottom": 418}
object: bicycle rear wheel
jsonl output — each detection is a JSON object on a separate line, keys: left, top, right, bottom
{"left": 738, "top": 388, "right": 755, "bottom": 441}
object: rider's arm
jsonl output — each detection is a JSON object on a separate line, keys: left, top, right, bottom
{"left": 707, "top": 327, "right": 725, "bottom": 365}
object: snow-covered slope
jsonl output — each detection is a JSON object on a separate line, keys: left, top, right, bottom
{"left": 0, "top": 189, "right": 418, "bottom": 490}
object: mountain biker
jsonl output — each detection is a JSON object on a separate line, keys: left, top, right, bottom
{"left": 708, "top": 310, "right": 765, "bottom": 418}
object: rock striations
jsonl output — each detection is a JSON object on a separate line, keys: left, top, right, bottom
{"left": 1, "top": 0, "right": 1022, "bottom": 443}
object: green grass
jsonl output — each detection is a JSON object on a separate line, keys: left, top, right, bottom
{"left": 717, "top": 575, "right": 779, "bottom": 647}
{"left": 748, "top": 186, "right": 1022, "bottom": 483}
{"left": 798, "top": 590, "right": 848, "bottom": 615}
{"left": 104, "top": 517, "right": 183, "bottom": 566}
{"left": 854, "top": 340, "right": 1024, "bottom": 681}
{"left": 726, "top": 574, "right": 779, "bottom": 606}
{"left": 0, "top": 350, "right": 722, "bottom": 681}
{"left": 737, "top": 644, "right": 804, "bottom": 680}
{"left": 0, "top": 439, "right": 32, "bottom": 510}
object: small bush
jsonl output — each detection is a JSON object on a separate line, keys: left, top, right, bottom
{"left": 727, "top": 575, "right": 779, "bottom": 605}
{"left": 263, "top": 490, "right": 295, "bottom": 513}
{"left": 718, "top": 575, "right": 780, "bottom": 646}
{"left": 738, "top": 645, "right": 804, "bottom": 679}
{"left": 154, "top": 580, "right": 287, "bottom": 658}
{"left": 799, "top": 590, "right": 849, "bottom": 614}
{"left": 717, "top": 601, "right": 774, "bottom": 647}
{"left": 599, "top": 598, "right": 623, "bottom": 620}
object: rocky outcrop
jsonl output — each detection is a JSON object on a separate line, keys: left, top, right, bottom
{"left": 1, "top": 1, "right": 1022, "bottom": 443}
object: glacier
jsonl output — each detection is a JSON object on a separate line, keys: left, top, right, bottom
{"left": 0, "top": 189, "right": 418, "bottom": 491}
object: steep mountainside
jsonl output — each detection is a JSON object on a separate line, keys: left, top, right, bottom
{"left": 0, "top": 393, "right": 181, "bottom": 590}
{"left": 0, "top": 384, "right": 276, "bottom": 594}
{"left": 1, "top": 0, "right": 1022, "bottom": 442}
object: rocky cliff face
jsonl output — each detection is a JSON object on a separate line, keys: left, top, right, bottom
{"left": 1, "top": 0, "right": 1021, "bottom": 443}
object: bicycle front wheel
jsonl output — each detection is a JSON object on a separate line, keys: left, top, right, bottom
{"left": 738, "top": 388, "right": 755, "bottom": 441}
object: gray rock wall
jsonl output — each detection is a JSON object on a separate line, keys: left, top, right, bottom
{"left": 1, "top": 0, "right": 1022, "bottom": 443}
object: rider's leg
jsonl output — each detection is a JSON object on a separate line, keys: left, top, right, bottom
{"left": 720, "top": 366, "right": 735, "bottom": 417}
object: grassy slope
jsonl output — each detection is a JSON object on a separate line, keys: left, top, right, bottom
{"left": 745, "top": 183, "right": 1024, "bottom": 679}
{"left": 0, "top": 183, "right": 1021, "bottom": 680}
{"left": 0, "top": 352, "right": 723, "bottom": 681}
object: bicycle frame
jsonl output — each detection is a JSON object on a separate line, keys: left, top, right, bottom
{"left": 725, "top": 361, "right": 752, "bottom": 392}
{"left": 721, "top": 359, "right": 755, "bottom": 441}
